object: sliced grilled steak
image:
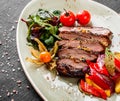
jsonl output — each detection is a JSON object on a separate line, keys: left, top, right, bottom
{"left": 56, "top": 26, "right": 112, "bottom": 78}
{"left": 58, "top": 40, "right": 105, "bottom": 53}
{"left": 58, "top": 48, "right": 97, "bottom": 61}
{"left": 56, "top": 58, "right": 89, "bottom": 77}
{"left": 59, "top": 26, "right": 112, "bottom": 37}
{"left": 59, "top": 31, "right": 111, "bottom": 47}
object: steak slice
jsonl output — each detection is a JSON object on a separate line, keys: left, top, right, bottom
{"left": 59, "top": 26, "right": 112, "bottom": 37}
{"left": 59, "top": 31, "right": 111, "bottom": 47}
{"left": 56, "top": 26, "right": 112, "bottom": 78}
{"left": 58, "top": 40, "right": 79, "bottom": 48}
{"left": 58, "top": 40, "right": 105, "bottom": 53}
{"left": 56, "top": 58, "right": 89, "bottom": 77}
{"left": 58, "top": 48, "right": 97, "bottom": 61}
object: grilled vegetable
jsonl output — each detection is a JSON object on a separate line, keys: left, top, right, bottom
{"left": 79, "top": 79, "right": 107, "bottom": 100}
{"left": 105, "top": 48, "right": 116, "bottom": 76}
{"left": 114, "top": 52, "right": 120, "bottom": 72}
{"left": 111, "top": 69, "right": 120, "bottom": 94}
{"left": 115, "top": 77, "right": 120, "bottom": 93}
{"left": 87, "top": 56, "right": 109, "bottom": 76}
{"left": 85, "top": 74, "right": 111, "bottom": 97}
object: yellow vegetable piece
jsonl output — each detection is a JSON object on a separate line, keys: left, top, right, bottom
{"left": 85, "top": 74, "right": 101, "bottom": 89}
{"left": 114, "top": 52, "right": 120, "bottom": 60}
{"left": 105, "top": 90, "right": 111, "bottom": 97}
{"left": 85, "top": 74, "right": 111, "bottom": 97}
{"left": 115, "top": 77, "right": 120, "bottom": 93}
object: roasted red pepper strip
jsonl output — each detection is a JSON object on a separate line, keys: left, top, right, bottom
{"left": 87, "top": 60, "right": 115, "bottom": 93}
{"left": 87, "top": 60, "right": 109, "bottom": 76}
{"left": 88, "top": 75, "right": 110, "bottom": 90}
{"left": 87, "top": 67, "right": 110, "bottom": 90}
{"left": 80, "top": 80, "right": 107, "bottom": 100}
{"left": 80, "top": 80, "right": 100, "bottom": 97}
{"left": 114, "top": 58, "right": 120, "bottom": 72}
{"left": 95, "top": 87, "right": 107, "bottom": 100}
{"left": 112, "top": 72, "right": 120, "bottom": 82}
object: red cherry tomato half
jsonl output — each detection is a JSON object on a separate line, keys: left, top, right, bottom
{"left": 76, "top": 10, "right": 91, "bottom": 25}
{"left": 39, "top": 52, "right": 51, "bottom": 63}
{"left": 60, "top": 10, "right": 75, "bottom": 26}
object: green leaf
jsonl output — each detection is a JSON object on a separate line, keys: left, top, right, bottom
{"left": 25, "top": 9, "right": 62, "bottom": 50}
{"left": 44, "top": 36, "right": 54, "bottom": 46}
{"left": 27, "top": 22, "right": 35, "bottom": 42}
{"left": 52, "top": 10, "right": 61, "bottom": 17}
{"left": 37, "top": 9, "right": 51, "bottom": 19}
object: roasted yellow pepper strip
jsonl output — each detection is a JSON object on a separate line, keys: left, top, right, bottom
{"left": 115, "top": 77, "right": 120, "bottom": 93}
{"left": 85, "top": 74, "right": 111, "bottom": 97}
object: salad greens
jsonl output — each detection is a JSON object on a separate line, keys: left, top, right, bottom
{"left": 22, "top": 9, "right": 62, "bottom": 50}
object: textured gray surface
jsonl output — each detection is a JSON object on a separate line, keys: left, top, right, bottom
{"left": 0, "top": 0, "right": 120, "bottom": 101}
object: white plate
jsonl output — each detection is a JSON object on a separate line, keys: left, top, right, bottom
{"left": 16, "top": 0, "right": 120, "bottom": 101}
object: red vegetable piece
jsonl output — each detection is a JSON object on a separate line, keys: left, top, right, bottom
{"left": 88, "top": 75, "right": 110, "bottom": 90}
{"left": 87, "top": 60, "right": 109, "bottom": 76}
{"left": 112, "top": 72, "right": 120, "bottom": 82}
{"left": 80, "top": 80, "right": 107, "bottom": 99}
{"left": 114, "top": 58, "right": 120, "bottom": 72}
{"left": 87, "top": 67, "right": 110, "bottom": 90}
{"left": 96, "top": 87, "right": 107, "bottom": 100}
{"left": 80, "top": 80, "right": 100, "bottom": 97}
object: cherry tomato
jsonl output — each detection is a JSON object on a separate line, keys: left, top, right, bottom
{"left": 76, "top": 10, "right": 91, "bottom": 25}
{"left": 60, "top": 10, "right": 75, "bottom": 26}
{"left": 39, "top": 52, "right": 51, "bottom": 63}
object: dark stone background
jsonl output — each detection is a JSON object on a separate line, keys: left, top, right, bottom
{"left": 0, "top": 0, "right": 120, "bottom": 101}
